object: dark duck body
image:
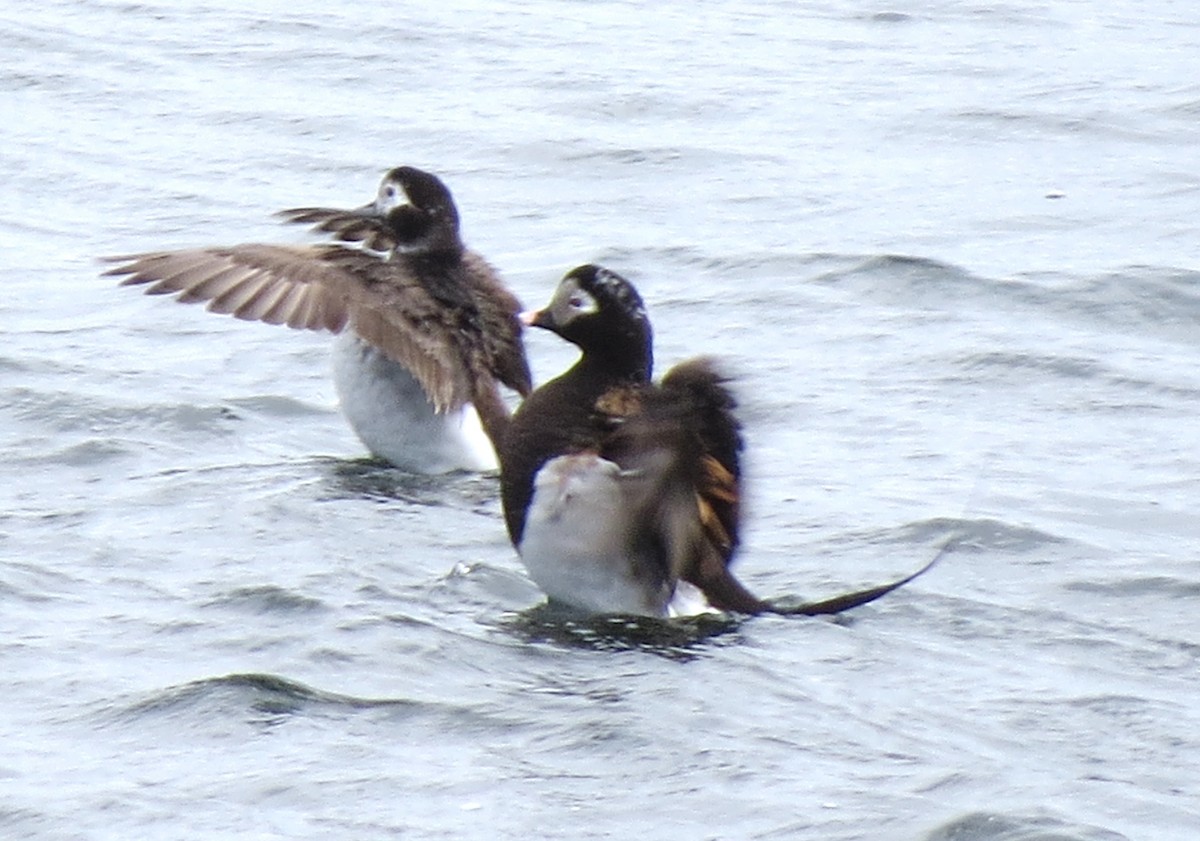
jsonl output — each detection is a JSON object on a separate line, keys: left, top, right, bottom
{"left": 500, "top": 265, "right": 943, "bottom": 617}
{"left": 104, "top": 166, "right": 532, "bottom": 473}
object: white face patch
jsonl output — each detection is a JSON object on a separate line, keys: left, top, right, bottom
{"left": 566, "top": 285, "right": 599, "bottom": 316}
{"left": 374, "top": 176, "right": 409, "bottom": 214}
{"left": 549, "top": 277, "right": 599, "bottom": 322}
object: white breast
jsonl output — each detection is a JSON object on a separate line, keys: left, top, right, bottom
{"left": 331, "top": 332, "right": 497, "bottom": 473}
{"left": 518, "top": 453, "right": 703, "bottom": 617}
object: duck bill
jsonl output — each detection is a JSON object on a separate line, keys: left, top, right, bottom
{"left": 520, "top": 308, "right": 553, "bottom": 329}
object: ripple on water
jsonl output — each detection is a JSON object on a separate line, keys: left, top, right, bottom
{"left": 5, "top": 387, "right": 246, "bottom": 438}
{"left": 923, "top": 811, "right": 1131, "bottom": 841}
{"left": 316, "top": 459, "right": 501, "bottom": 508}
{"left": 1064, "top": 576, "right": 1200, "bottom": 600}
{"left": 202, "top": 585, "right": 328, "bottom": 616}
{"left": 96, "top": 672, "right": 520, "bottom": 734}
{"left": 825, "top": 517, "right": 1069, "bottom": 556}
{"left": 8, "top": 438, "right": 135, "bottom": 468}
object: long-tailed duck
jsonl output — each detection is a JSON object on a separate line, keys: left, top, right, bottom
{"left": 499, "top": 264, "right": 942, "bottom": 617}
{"left": 104, "top": 166, "right": 532, "bottom": 473}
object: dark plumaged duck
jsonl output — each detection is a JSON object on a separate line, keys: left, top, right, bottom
{"left": 104, "top": 166, "right": 532, "bottom": 473}
{"left": 499, "top": 264, "right": 943, "bottom": 618}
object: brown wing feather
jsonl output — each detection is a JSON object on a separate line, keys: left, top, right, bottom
{"left": 659, "top": 357, "right": 743, "bottom": 561}
{"left": 276, "top": 207, "right": 397, "bottom": 252}
{"left": 103, "top": 244, "right": 471, "bottom": 412}
{"left": 460, "top": 251, "right": 533, "bottom": 397}
{"left": 599, "top": 357, "right": 763, "bottom": 613}
{"left": 277, "top": 216, "right": 529, "bottom": 397}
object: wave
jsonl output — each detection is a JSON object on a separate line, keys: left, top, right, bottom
{"left": 203, "top": 585, "right": 327, "bottom": 616}
{"left": 827, "top": 517, "right": 1069, "bottom": 556}
{"left": 106, "top": 673, "right": 421, "bottom": 725}
{"left": 924, "top": 811, "right": 1130, "bottom": 841}
{"left": 590, "top": 247, "right": 1200, "bottom": 346}
{"left": 1064, "top": 575, "right": 1200, "bottom": 600}
{"left": 98, "top": 672, "right": 514, "bottom": 732}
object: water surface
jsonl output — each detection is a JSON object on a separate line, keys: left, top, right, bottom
{"left": 2, "top": 1, "right": 1198, "bottom": 838}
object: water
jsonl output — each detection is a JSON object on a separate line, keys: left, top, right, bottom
{"left": 2, "top": 1, "right": 1198, "bottom": 838}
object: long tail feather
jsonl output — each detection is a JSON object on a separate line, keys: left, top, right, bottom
{"left": 766, "top": 536, "right": 957, "bottom": 617}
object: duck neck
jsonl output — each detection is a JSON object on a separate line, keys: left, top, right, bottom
{"left": 385, "top": 205, "right": 464, "bottom": 258}
{"left": 577, "top": 323, "right": 653, "bottom": 385}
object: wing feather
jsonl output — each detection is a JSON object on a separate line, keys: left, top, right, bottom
{"left": 208, "top": 268, "right": 274, "bottom": 316}
{"left": 239, "top": 275, "right": 298, "bottom": 324}
{"left": 103, "top": 244, "right": 470, "bottom": 410}
{"left": 460, "top": 252, "right": 533, "bottom": 397}
{"left": 659, "top": 357, "right": 743, "bottom": 561}
{"left": 599, "top": 357, "right": 762, "bottom": 612}
{"left": 276, "top": 207, "right": 396, "bottom": 252}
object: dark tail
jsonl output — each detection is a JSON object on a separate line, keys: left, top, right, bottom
{"left": 763, "top": 536, "right": 956, "bottom": 617}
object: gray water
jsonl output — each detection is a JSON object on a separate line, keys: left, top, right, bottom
{"left": 3, "top": 1, "right": 1198, "bottom": 839}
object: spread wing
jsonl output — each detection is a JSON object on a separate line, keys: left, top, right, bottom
{"left": 460, "top": 251, "right": 533, "bottom": 398}
{"left": 658, "top": 357, "right": 743, "bottom": 560}
{"left": 272, "top": 212, "right": 530, "bottom": 398}
{"left": 601, "top": 358, "right": 765, "bottom": 613}
{"left": 102, "top": 244, "right": 472, "bottom": 412}
{"left": 275, "top": 207, "right": 397, "bottom": 253}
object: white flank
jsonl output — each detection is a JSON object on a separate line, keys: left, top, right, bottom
{"left": 331, "top": 333, "right": 497, "bottom": 473}
{"left": 519, "top": 453, "right": 681, "bottom": 616}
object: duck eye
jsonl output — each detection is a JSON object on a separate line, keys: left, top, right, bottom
{"left": 568, "top": 295, "right": 586, "bottom": 309}
{"left": 385, "top": 186, "right": 396, "bottom": 199}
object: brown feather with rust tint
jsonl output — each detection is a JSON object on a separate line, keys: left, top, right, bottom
{"left": 598, "top": 357, "right": 767, "bottom": 614}
{"left": 500, "top": 264, "right": 765, "bottom": 615}
{"left": 501, "top": 264, "right": 944, "bottom": 617}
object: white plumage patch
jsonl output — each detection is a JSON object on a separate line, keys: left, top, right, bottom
{"left": 518, "top": 453, "right": 711, "bottom": 617}
{"left": 332, "top": 333, "right": 496, "bottom": 473}
{"left": 373, "top": 175, "right": 410, "bottom": 214}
